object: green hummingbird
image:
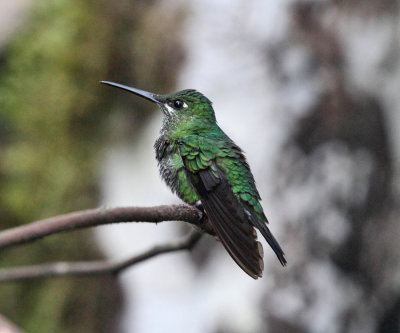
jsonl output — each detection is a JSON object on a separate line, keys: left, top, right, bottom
{"left": 101, "top": 81, "right": 286, "bottom": 279}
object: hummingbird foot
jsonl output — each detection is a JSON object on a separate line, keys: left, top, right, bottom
{"left": 194, "top": 200, "right": 204, "bottom": 212}
{"left": 193, "top": 201, "right": 216, "bottom": 236}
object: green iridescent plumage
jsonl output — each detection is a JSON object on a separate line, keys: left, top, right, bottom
{"left": 178, "top": 134, "right": 263, "bottom": 216}
{"left": 101, "top": 81, "right": 286, "bottom": 279}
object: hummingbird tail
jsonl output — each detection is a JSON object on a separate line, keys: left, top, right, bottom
{"left": 250, "top": 216, "right": 287, "bottom": 266}
{"left": 194, "top": 168, "right": 265, "bottom": 279}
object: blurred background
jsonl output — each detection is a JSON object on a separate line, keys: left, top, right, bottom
{"left": 0, "top": 0, "right": 399, "bottom": 332}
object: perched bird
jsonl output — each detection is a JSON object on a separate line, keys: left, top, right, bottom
{"left": 101, "top": 81, "right": 286, "bottom": 279}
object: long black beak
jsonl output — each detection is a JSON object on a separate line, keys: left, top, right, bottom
{"left": 100, "top": 81, "right": 161, "bottom": 104}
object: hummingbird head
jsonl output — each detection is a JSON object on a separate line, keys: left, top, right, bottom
{"left": 101, "top": 81, "right": 216, "bottom": 124}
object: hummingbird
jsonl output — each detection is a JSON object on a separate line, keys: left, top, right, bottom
{"left": 101, "top": 81, "right": 286, "bottom": 279}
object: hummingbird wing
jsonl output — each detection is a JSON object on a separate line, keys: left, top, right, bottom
{"left": 179, "top": 135, "right": 285, "bottom": 278}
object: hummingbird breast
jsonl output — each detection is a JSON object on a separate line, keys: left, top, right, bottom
{"left": 154, "top": 135, "right": 199, "bottom": 205}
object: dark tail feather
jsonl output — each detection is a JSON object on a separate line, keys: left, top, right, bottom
{"left": 195, "top": 169, "right": 264, "bottom": 279}
{"left": 250, "top": 216, "right": 286, "bottom": 266}
{"left": 202, "top": 192, "right": 264, "bottom": 278}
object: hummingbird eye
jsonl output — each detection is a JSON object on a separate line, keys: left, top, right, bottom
{"left": 173, "top": 99, "right": 184, "bottom": 109}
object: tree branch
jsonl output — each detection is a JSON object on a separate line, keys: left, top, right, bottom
{"left": 0, "top": 204, "right": 210, "bottom": 251}
{"left": 0, "top": 204, "right": 212, "bottom": 283}
{"left": 0, "top": 230, "right": 202, "bottom": 282}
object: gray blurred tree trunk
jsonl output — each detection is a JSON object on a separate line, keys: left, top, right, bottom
{"left": 264, "top": 1, "right": 400, "bottom": 332}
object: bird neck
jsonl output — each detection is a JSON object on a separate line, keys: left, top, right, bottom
{"left": 161, "top": 115, "right": 218, "bottom": 142}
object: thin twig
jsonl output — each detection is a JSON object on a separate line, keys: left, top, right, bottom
{"left": 0, "top": 204, "right": 207, "bottom": 251}
{"left": 0, "top": 230, "right": 202, "bottom": 282}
